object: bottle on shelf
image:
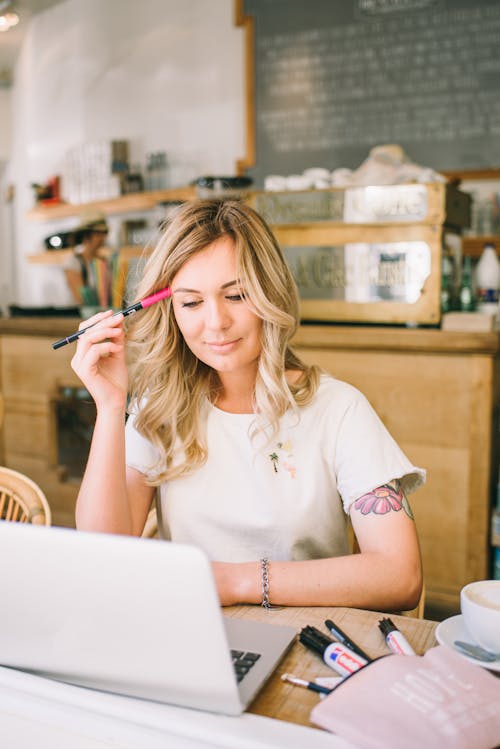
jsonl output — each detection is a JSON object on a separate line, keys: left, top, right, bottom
{"left": 459, "top": 255, "right": 475, "bottom": 312}
{"left": 494, "top": 547, "right": 500, "bottom": 581}
{"left": 122, "top": 164, "right": 144, "bottom": 194}
{"left": 144, "top": 152, "right": 169, "bottom": 191}
{"left": 145, "top": 153, "right": 156, "bottom": 191}
{"left": 156, "top": 152, "right": 169, "bottom": 190}
{"left": 492, "top": 469, "right": 500, "bottom": 579}
{"left": 475, "top": 242, "right": 500, "bottom": 314}
{"left": 440, "top": 255, "right": 452, "bottom": 314}
{"left": 492, "top": 470, "right": 500, "bottom": 538}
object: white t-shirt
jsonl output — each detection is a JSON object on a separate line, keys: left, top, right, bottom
{"left": 125, "top": 375, "right": 425, "bottom": 562}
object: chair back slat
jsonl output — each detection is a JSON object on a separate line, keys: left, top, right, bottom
{"left": 0, "top": 469, "right": 51, "bottom": 526}
{"left": 141, "top": 507, "right": 159, "bottom": 539}
{"left": 1, "top": 490, "right": 29, "bottom": 522}
{"left": 0, "top": 489, "right": 7, "bottom": 518}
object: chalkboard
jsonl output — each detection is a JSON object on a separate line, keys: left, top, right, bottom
{"left": 239, "top": 0, "right": 500, "bottom": 187}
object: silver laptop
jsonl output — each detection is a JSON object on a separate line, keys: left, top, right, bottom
{"left": 0, "top": 521, "right": 296, "bottom": 715}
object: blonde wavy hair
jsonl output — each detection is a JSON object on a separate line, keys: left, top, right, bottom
{"left": 127, "top": 198, "right": 320, "bottom": 483}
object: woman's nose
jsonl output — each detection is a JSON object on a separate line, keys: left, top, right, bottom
{"left": 205, "top": 299, "right": 230, "bottom": 329}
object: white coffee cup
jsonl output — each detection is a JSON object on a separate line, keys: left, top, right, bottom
{"left": 460, "top": 580, "right": 500, "bottom": 653}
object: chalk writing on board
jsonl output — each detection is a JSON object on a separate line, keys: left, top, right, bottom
{"left": 244, "top": 0, "right": 500, "bottom": 184}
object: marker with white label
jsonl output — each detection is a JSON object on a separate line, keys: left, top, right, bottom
{"left": 378, "top": 617, "right": 416, "bottom": 655}
{"left": 299, "top": 626, "right": 368, "bottom": 678}
{"left": 322, "top": 641, "right": 369, "bottom": 677}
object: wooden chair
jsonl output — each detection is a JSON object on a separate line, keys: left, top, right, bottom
{"left": 0, "top": 466, "right": 52, "bottom": 526}
{"left": 141, "top": 506, "right": 159, "bottom": 539}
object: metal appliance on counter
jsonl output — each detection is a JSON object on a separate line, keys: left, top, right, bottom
{"left": 193, "top": 176, "right": 253, "bottom": 199}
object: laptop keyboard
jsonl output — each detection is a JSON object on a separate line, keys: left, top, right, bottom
{"left": 230, "top": 649, "right": 261, "bottom": 683}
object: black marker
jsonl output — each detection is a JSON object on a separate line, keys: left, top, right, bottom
{"left": 299, "top": 626, "right": 368, "bottom": 677}
{"left": 324, "top": 619, "right": 372, "bottom": 662}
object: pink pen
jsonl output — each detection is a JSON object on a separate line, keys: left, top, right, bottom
{"left": 52, "top": 287, "right": 172, "bottom": 349}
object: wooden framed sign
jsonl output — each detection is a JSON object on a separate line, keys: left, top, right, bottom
{"left": 236, "top": 0, "right": 500, "bottom": 186}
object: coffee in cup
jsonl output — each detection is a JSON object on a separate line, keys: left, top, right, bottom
{"left": 460, "top": 580, "right": 500, "bottom": 653}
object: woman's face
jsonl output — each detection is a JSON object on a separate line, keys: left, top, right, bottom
{"left": 171, "top": 235, "right": 263, "bottom": 377}
{"left": 85, "top": 229, "right": 108, "bottom": 256}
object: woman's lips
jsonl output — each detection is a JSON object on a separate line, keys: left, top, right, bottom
{"left": 206, "top": 339, "right": 241, "bottom": 353}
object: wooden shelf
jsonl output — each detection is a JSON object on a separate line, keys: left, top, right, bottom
{"left": 117, "top": 245, "right": 152, "bottom": 259}
{"left": 442, "top": 168, "right": 500, "bottom": 182}
{"left": 27, "top": 249, "right": 73, "bottom": 265}
{"left": 27, "top": 245, "right": 149, "bottom": 265}
{"left": 463, "top": 236, "right": 500, "bottom": 259}
{"left": 26, "top": 186, "right": 196, "bottom": 221}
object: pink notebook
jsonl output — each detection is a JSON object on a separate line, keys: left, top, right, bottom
{"left": 311, "top": 645, "right": 500, "bottom": 749}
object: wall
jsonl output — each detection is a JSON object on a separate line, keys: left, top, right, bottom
{"left": 0, "top": 90, "right": 12, "bottom": 311}
{"left": 0, "top": 89, "right": 11, "bottom": 161}
{"left": 0, "top": 0, "right": 245, "bottom": 307}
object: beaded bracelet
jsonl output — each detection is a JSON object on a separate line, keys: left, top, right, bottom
{"left": 260, "top": 557, "right": 271, "bottom": 609}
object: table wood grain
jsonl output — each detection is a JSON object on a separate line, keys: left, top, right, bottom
{"left": 225, "top": 605, "right": 437, "bottom": 728}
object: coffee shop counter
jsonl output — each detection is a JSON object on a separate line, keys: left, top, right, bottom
{"left": 0, "top": 316, "right": 83, "bottom": 529}
{"left": 0, "top": 315, "right": 80, "bottom": 338}
{"left": 1, "top": 318, "right": 499, "bottom": 614}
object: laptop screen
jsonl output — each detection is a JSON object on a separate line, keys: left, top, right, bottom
{"left": 0, "top": 522, "right": 295, "bottom": 714}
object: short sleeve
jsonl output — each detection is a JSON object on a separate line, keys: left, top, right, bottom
{"left": 334, "top": 389, "right": 425, "bottom": 513}
{"left": 62, "top": 252, "right": 80, "bottom": 273}
{"left": 125, "top": 411, "right": 161, "bottom": 478}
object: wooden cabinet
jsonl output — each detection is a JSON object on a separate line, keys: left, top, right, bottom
{"left": 27, "top": 245, "right": 146, "bottom": 266}
{"left": 291, "top": 325, "right": 500, "bottom": 617}
{"left": 0, "top": 319, "right": 82, "bottom": 529}
{"left": 250, "top": 183, "right": 471, "bottom": 327}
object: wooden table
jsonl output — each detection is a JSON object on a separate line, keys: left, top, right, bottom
{"left": 0, "top": 604, "right": 438, "bottom": 748}
{"left": 225, "top": 605, "right": 438, "bottom": 729}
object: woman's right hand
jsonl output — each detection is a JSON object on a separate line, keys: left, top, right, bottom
{"left": 71, "top": 310, "right": 128, "bottom": 411}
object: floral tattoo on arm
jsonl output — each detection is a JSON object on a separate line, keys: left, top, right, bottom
{"left": 353, "top": 480, "right": 414, "bottom": 519}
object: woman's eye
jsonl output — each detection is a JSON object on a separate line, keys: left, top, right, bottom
{"left": 226, "top": 293, "right": 245, "bottom": 302}
{"left": 181, "top": 300, "right": 201, "bottom": 308}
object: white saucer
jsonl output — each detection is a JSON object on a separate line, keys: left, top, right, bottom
{"left": 435, "top": 614, "right": 500, "bottom": 672}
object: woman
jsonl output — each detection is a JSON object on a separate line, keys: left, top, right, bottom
{"left": 72, "top": 198, "right": 424, "bottom": 611}
{"left": 63, "top": 210, "right": 111, "bottom": 305}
